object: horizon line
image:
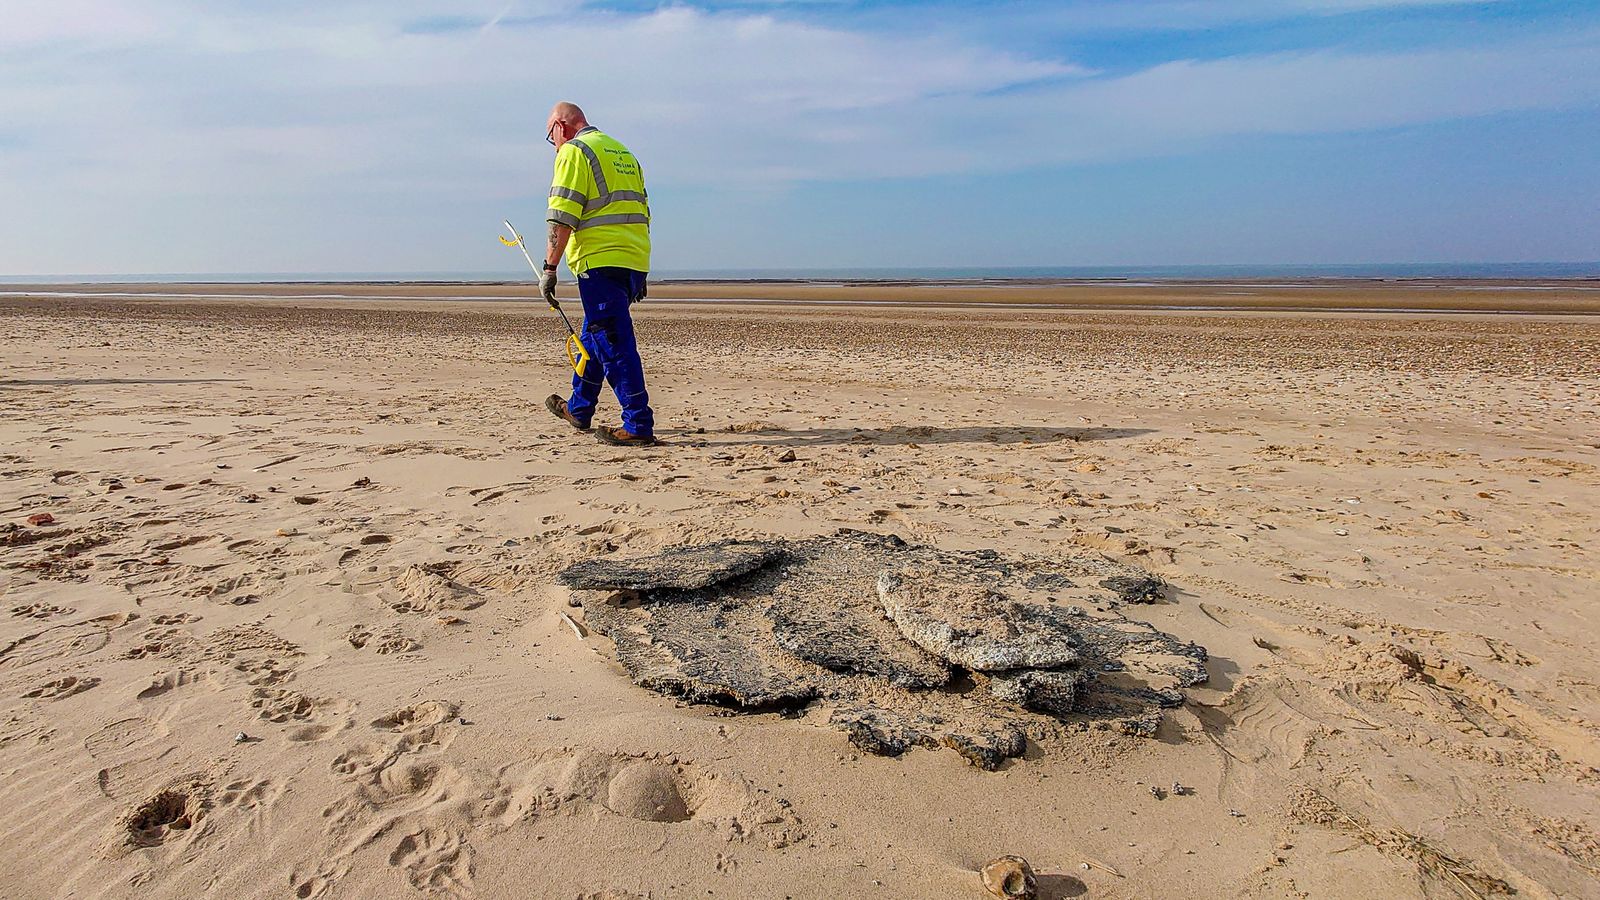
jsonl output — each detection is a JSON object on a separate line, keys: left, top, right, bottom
{"left": 5, "top": 260, "right": 1600, "bottom": 281}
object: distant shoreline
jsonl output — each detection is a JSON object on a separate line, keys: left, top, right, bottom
{"left": 3, "top": 260, "right": 1600, "bottom": 287}
{"left": 12, "top": 275, "right": 1600, "bottom": 286}
{"left": 5, "top": 274, "right": 1600, "bottom": 287}
{"left": 5, "top": 278, "right": 1600, "bottom": 315}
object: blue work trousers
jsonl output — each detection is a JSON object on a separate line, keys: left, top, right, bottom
{"left": 566, "top": 267, "right": 654, "bottom": 436}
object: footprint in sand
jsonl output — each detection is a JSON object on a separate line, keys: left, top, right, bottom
{"left": 373, "top": 632, "right": 421, "bottom": 655}
{"left": 1318, "top": 639, "right": 1600, "bottom": 776}
{"left": 285, "top": 721, "right": 345, "bottom": 743}
{"left": 335, "top": 533, "right": 392, "bottom": 568}
{"left": 150, "top": 613, "right": 201, "bottom": 626}
{"left": 232, "top": 656, "right": 295, "bottom": 687}
{"left": 309, "top": 759, "right": 474, "bottom": 894}
{"left": 151, "top": 535, "right": 211, "bottom": 553}
{"left": 0, "top": 709, "right": 55, "bottom": 748}
{"left": 370, "top": 700, "right": 459, "bottom": 733}
{"left": 96, "top": 758, "right": 174, "bottom": 800}
{"left": 330, "top": 700, "right": 461, "bottom": 782}
{"left": 22, "top": 674, "right": 100, "bottom": 700}
{"left": 2, "top": 613, "right": 136, "bottom": 670}
{"left": 122, "top": 626, "right": 201, "bottom": 662}
{"left": 120, "top": 785, "right": 207, "bottom": 850}
{"left": 462, "top": 475, "right": 570, "bottom": 507}
{"left": 8, "top": 603, "right": 73, "bottom": 619}
{"left": 84, "top": 716, "right": 168, "bottom": 758}
{"left": 136, "top": 669, "right": 210, "bottom": 699}
{"left": 251, "top": 687, "right": 350, "bottom": 726}
{"left": 211, "top": 774, "right": 290, "bottom": 848}
{"left": 291, "top": 871, "right": 342, "bottom": 899}
{"left": 344, "top": 624, "right": 420, "bottom": 654}
{"left": 190, "top": 572, "right": 263, "bottom": 605}
{"left": 217, "top": 776, "right": 282, "bottom": 811}
{"left": 367, "top": 760, "right": 466, "bottom": 808}
{"left": 297, "top": 702, "right": 471, "bottom": 897}
{"left": 250, "top": 687, "right": 316, "bottom": 722}
{"left": 331, "top": 740, "right": 399, "bottom": 780}
{"left": 388, "top": 826, "right": 474, "bottom": 894}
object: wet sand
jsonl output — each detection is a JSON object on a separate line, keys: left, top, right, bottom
{"left": 4, "top": 276, "right": 1600, "bottom": 314}
{"left": 1, "top": 287, "right": 1597, "bottom": 899}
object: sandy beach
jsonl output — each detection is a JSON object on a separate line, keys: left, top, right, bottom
{"left": 1, "top": 285, "right": 1597, "bottom": 899}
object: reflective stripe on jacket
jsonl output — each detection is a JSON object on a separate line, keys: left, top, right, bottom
{"left": 547, "top": 127, "right": 651, "bottom": 274}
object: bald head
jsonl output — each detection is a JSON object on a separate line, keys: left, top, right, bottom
{"left": 550, "top": 101, "right": 587, "bottom": 127}
{"left": 545, "top": 102, "right": 590, "bottom": 150}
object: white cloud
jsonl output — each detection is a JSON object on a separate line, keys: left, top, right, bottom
{"left": 987, "top": 34, "right": 1600, "bottom": 161}
{"left": 1009, "top": 0, "right": 1505, "bottom": 31}
{"left": 0, "top": 0, "right": 163, "bottom": 48}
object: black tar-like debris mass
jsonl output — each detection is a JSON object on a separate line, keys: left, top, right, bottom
{"left": 560, "top": 530, "right": 1208, "bottom": 769}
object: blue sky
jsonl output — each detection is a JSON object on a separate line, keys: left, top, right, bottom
{"left": 2, "top": 0, "right": 1597, "bottom": 274}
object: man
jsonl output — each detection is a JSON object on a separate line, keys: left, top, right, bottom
{"left": 539, "top": 101, "right": 656, "bottom": 447}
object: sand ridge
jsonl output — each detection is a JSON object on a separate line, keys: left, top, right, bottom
{"left": 0, "top": 291, "right": 1597, "bottom": 898}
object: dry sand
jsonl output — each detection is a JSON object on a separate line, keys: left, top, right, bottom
{"left": 1, "top": 286, "right": 1597, "bottom": 899}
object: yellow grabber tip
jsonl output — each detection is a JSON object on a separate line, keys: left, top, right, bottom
{"left": 499, "top": 220, "right": 589, "bottom": 378}
{"left": 567, "top": 334, "right": 591, "bottom": 377}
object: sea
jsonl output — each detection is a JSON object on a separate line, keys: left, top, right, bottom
{"left": 2, "top": 263, "right": 1597, "bottom": 284}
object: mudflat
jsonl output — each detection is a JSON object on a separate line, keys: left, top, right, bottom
{"left": 5, "top": 276, "right": 1600, "bottom": 313}
{"left": 1, "top": 287, "right": 1596, "bottom": 898}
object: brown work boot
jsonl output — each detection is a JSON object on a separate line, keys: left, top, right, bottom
{"left": 545, "top": 394, "right": 590, "bottom": 431}
{"left": 595, "top": 425, "right": 658, "bottom": 447}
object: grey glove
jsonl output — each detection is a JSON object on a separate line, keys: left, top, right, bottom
{"left": 539, "top": 267, "right": 558, "bottom": 305}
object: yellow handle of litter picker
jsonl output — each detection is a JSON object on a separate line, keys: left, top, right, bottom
{"left": 567, "top": 333, "right": 591, "bottom": 378}
{"left": 501, "top": 218, "right": 590, "bottom": 378}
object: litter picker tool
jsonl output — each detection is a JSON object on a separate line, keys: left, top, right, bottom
{"left": 499, "top": 218, "right": 591, "bottom": 377}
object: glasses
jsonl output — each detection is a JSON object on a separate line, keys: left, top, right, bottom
{"left": 546, "top": 124, "right": 557, "bottom": 147}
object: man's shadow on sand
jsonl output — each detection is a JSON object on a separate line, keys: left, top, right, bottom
{"left": 694, "top": 425, "right": 1154, "bottom": 447}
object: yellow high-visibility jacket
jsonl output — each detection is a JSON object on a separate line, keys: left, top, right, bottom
{"left": 546, "top": 127, "right": 650, "bottom": 274}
